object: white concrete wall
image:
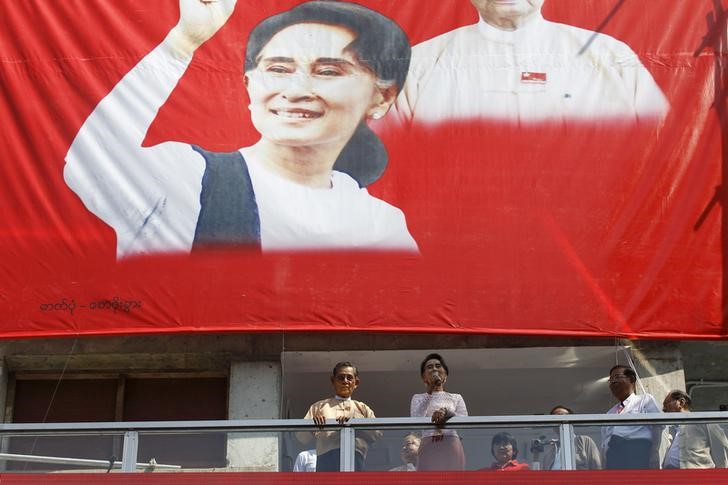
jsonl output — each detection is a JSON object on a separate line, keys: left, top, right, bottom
{"left": 629, "top": 345, "right": 686, "bottom": 403}
{"left": 226, "top": 361, "right": 281, "bottom": 471}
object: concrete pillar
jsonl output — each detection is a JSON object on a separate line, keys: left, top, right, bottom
{"left": 226, "top": 361, "right": 281, "bottom": 471}
{"left": 628, "top": 342, "right": 685, "bottom": 402}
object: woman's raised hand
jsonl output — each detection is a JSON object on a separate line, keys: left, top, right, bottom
{"left": 166, "top": 0, "right": 237, "bottom": 57}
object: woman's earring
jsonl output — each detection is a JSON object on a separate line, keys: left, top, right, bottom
{"left": 247, "top": 104, "right": 253, "bottom": 111}
{"left": 371, "top": 111, "right": 384, "bottom": 120}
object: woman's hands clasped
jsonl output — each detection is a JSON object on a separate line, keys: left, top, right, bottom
{"left": 166, "top": 0, "right": 237, "bottom": 58}
{"left": 431, "top": 406, "right": 454, "bottom": 426}
{"left": 430, "top": 406, "right": 454, "bottom": 441}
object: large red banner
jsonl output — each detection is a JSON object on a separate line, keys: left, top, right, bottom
{"left": 0, "top": 0, "right": 725, "bottom": 339}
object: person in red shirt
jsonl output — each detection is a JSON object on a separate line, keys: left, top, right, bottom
{"left": 482, "top": 432, "right": 531, "bottom": 471}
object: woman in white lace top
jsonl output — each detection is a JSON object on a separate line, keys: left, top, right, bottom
{"left": 410, "top": 353, "right": 468, "bottom": 470}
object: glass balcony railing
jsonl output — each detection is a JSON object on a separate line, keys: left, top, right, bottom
{"left": 0, "top": 412, "right": 725, "bottom": 473}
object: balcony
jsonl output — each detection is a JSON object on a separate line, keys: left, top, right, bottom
{"left": 0, "top": 411, "right": 725, "bottom": 482}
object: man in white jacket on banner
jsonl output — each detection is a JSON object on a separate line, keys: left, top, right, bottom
{"left": 396, "top": 0, "right": 668, "bottom": 125}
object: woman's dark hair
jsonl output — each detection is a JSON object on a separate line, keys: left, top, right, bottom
{"left": 491, "top": 432, "right": 519, "bottom": 459}
{"left": 667, "top": 390, "right": 692, "bottom": 410}
{"left": 245, "top": 1, "right": 410, "bottom": 93}
{"left": 609, "top": 365, "right": 637, "bottom": 383}
{"left": 244, "top": 1, "right": 412, "bottom": 187}
{"left": 420, "top": 353, "right": 449, "bottom": 377}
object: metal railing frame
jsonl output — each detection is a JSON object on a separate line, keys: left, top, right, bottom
{"left": 0, "top": 412, "right": 725, "bottom": 472}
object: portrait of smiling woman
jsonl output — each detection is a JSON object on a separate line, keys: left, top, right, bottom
{"left": 64, "top": 0, "right": 417, "bottom": 259}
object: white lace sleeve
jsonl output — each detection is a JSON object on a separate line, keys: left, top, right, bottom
{"left": 410, "top": 393, "right": 427, "bottom": 417}
{"left": 454, "top": 394, "right": 468, "bottom": 416}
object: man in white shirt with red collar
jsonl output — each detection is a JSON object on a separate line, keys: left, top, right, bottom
{"left": 395, "top": 0, "right": 668, "bottom": 125}
{"left": 601, "top": 365, "right": 663, "bottom": 469}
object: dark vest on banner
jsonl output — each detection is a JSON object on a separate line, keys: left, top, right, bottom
{"left": 191, "top": 146, "right": 261, "bottom": 251}
{"left": 190, "top": 139, "right": 383, "bottom": 251}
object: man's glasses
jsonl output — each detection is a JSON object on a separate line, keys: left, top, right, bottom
{"left": 608, "top": 374, "right": 630, "bottom": 383}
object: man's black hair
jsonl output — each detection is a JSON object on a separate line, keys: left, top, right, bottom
{"left": 609, "top": 365, "right": 637, "bottom": 383}
{"left": 550, "top": 405, "right": 574, "bottom": 414}
{"left": 667, "top": 390, "right": 692, "bottom": 410}
{"left": 333, "top": 361, "right": 358, "bottom": 377}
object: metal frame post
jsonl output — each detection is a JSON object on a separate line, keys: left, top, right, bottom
{"left": 559, "top": 423, "right": 576, "bottom": 471}
{"left": 339, "top": 426, "right": 356, "bottom": 471}
{"left": 121, "top": 430, "right": 139, "bottom": 472}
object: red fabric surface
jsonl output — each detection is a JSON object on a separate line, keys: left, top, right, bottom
{"left": 0, "top": 0, "right": 726, "bottom": 338}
